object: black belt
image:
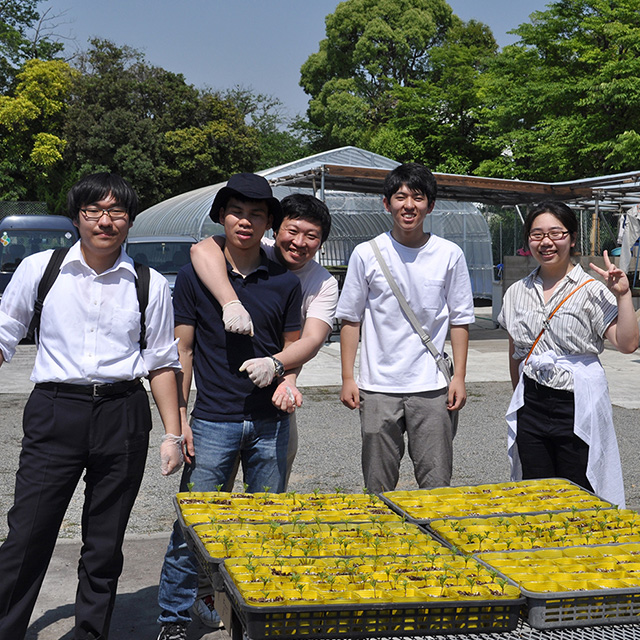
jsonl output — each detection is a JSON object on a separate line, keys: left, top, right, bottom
{"left": 35, "top": 379, "right": 142, "bottom": 397}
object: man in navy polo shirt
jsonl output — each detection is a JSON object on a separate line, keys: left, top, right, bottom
{"left": 156, "top": 173, "right": 302, "bottom": 640}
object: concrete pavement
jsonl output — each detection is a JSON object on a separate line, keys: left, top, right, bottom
{"left": 300, "top": 311, "right": 640, "bottom": 410}
{"left": 2, "top": 308, "right": 640, "bottom": 639}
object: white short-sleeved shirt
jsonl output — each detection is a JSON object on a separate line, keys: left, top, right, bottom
{"left": 336, "top": 232, "right": 475, "bottom": 393}
{"left": 498, "top": 263, "right": 618, "bottom": 391}
{"left": 261, "top": 238, "right": 338, "bottom": 329}
{"left": 0, "top": 241, "right": 180, "bottom": 383}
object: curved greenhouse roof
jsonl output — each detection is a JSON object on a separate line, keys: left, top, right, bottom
{"left": 131, "top": 146, "right": 494, "bottom": 298}
{"left": 130, "top": 147, "right": 400, "bottom": 238}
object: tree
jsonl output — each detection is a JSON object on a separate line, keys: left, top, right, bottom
{"left": 300, "top": 0, "right": 456, "bottom": 149}
{"left": 0, "top": 0, "right": 64, "bottom": 90}
{"left": 368, "top": 19, "right": 497, "bottom": 172}
{"left": 224, "top": 86, "right": 310, "bottom": 170}
{"left": 163, "top": 93, "right": 260, "bottom": 196}
{"left": 0, "top": 58, "right": 75, "bottom": 201}
{"left": 62, "top": 39, "right": 259, "bottom": 210}
{"left": 477, "top": 0, "right": 640, "bottom": 181}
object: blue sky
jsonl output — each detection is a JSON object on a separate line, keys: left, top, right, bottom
{"left": 42, "top": 0, "right": 550, "bottom": 118}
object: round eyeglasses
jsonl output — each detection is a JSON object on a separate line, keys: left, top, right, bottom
{"left": 80, "top": 207, "right": 128, "bottom": 221}
{"left": 528, "top": 230, "right": 570, "bottom": 241}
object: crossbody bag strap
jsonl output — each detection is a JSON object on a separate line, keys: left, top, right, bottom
{"left": 524, "top": 278, "right": 595, "bottom": 365}
{"left": 369, "top": 239, "right": 452, "bottom": 383}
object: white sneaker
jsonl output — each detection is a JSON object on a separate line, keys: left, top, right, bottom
{"left": 157, "top": 622, "right": 187, "bottom": 640}
{"left": 192, "top": 595, "right": 224, "bottom": 629}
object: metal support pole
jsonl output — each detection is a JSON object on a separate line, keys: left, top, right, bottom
{"left": 591, "top": 196, "right": 600, "bottom": 255}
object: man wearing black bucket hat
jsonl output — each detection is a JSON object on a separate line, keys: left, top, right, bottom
{"left": 156, "top": 173, "right": 302, "bottom": 640}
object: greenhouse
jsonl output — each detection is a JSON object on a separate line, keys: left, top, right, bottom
{"left": 131, "top": 146, "right": 495, "bottom": 299}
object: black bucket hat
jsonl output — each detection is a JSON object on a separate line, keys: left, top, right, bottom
{"left": 209, "top": 173, "right": 282, "bottom": 226}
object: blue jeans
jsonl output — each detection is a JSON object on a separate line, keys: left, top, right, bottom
{"left": 157, "top": 415, "right": 289, "bottom": 624}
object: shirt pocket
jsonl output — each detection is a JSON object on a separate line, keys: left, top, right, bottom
{"left": 422, "top": 279, "right": 446, "bottom": 310}
{"left": 108, "top": 307, "right": 142, "bottom": 351}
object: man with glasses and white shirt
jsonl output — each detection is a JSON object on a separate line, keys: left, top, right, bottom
{"left": 0, "top": 173, "right": 182, "bottom": 640}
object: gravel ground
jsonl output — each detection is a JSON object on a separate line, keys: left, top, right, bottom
{"left": 2, "top": 381, "right": 639, "bottom": 541}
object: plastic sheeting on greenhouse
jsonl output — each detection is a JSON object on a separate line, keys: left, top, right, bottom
{"left": 130, "top": 146, "right": 494, "bottom": 299}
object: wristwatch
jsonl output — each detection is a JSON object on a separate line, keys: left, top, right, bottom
{"left": 270, "top": 356, "right": 285, "bottom": 377}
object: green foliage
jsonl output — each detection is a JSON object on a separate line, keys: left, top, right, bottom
{"left": 300, "top": 0, "right": 496, "bottom": 173}
{"left": 477, "top": 0, "right": 640, "bottom": 180}
{"left": 368, "top": 19, "right": 496, "bottom": 171}
{"left": 0, "top": 0, "right": 64, "bottom": 90}
{"left": 300, "top": 0, "right": 457, "bottom": 148}
{"left": 7, "top": 0, "right": 640, "bottom": 211}
{"left": 224, "top": 86, "right": 311, "bottom": 170}
{"left": 62, "top": 39, "right": 259, "bottom": 210}
{"left": 0, "top": 0, "right": 39, "bottom": 89}
{"left": 0, "top": 58, "right": 74, "bottom": 202}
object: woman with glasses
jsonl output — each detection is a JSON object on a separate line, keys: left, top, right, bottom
{"left": 498, "top": 201, "right": 638, "bottom": 507}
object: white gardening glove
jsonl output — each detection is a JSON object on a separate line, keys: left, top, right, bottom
{"left": 222, "top": 300, "right": 254, "bottom": 336}
{"left": 160, "top": 433, "right": 185, "bottom": 476}
{"left": 239, "top": 357, "right": 276, "bottom": 388}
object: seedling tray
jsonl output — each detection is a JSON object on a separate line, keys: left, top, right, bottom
{"left": 219, "top": 564, "right": 523, "bottom": 639}
{"left": 173, "top": 490, "right": 399, "bottom": 526}
{"left": 424, "top": 508, "right": 640, "bottom": 555}
{"left": 380, "top": 479, "right": 615, "bottom": 525}
{"left": 476, "top": 545, "right": 640, "bottom": 629}
{"left": 173, "top": 495, "right": 193, "bottom": 531}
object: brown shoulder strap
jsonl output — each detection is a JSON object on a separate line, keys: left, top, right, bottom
{"left": 524, "top": 278, "right": 595, "bottom": 365}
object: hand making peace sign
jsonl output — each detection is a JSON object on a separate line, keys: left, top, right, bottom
{"left": 590, "top": 250, "right": 631, "bottom": 298}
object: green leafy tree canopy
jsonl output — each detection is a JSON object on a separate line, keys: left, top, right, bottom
{"left": 0, "top": 0, "right": 64, "bottom": 90}
{"left": 477, "top": 0, "right": 640, "bottom": 181}
{"left": 63, "top": 39, "right": 259, "bottom": 210}
{"left": 300, "top": 0, "right": 456, "bottom": 148}
{"left": 0, "top": 58, "right": 74, "bottom": 201}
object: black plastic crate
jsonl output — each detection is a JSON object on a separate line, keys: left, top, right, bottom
{"left": 219, "top": 564, "right": 523, "bottom": 639}
{"left": 185, "top": 525, "right": 224, "bottom": 588}
{"left": 523, "top": 587, "right": 640, "bottom": 630}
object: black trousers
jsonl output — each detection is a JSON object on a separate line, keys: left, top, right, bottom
{"left": 0, "top": 383, "right": 151, "bottom": 640}
{"left": 516, "top": 375, "right": 593, "bottom": 492}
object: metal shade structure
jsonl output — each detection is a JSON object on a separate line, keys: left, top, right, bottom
{"left": 270, "top": 163, "right": 640, "bottom": 211}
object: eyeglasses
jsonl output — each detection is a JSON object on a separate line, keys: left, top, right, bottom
{"left": 528, "top": 230, "right": 570, "bottom": 241}
{"left": 80, "top": 207, "right": 128, "bottom": 221}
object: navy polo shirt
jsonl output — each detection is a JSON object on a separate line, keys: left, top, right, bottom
{"left": 173, "top": 252, "right": 302, "bottom": 421}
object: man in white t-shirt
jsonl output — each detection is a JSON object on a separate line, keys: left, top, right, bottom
{"left": 336, "top": 163, "right": 475, "bottom": 493}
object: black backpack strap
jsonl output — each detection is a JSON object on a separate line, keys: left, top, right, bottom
{"left": 26, "top": 248, "right": 70, "bottom": 342}
{"left": 133, "top": 261, "right": 150, "bottom": 350}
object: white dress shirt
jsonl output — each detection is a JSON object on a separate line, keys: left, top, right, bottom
{"left": 0, "top": 241, "right": 180, "bottom": 384}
